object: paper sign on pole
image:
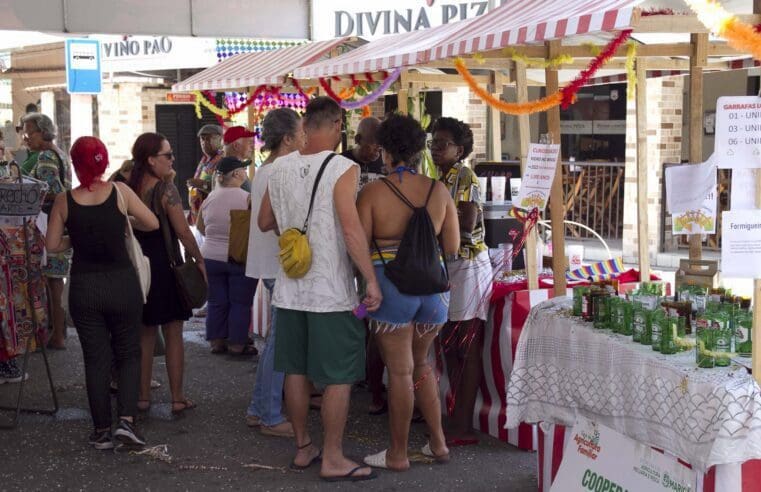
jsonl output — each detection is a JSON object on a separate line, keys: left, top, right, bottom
{"left": 516, "top": 143, "right": 560, "bottom": 211}
{"left": 665, "top": 155, "right": 717, "bottom": 214}
{"left": 551, "top": 416, "right": 696, "bottom": 492}
{"left": 721, "top": 210, "right": 761, "bottom": 278}
{"left": 715, "top": 95, "right": 761, "bottom": 169}
{"left": 731, "top": 168, "right": 759, "bottom": 211}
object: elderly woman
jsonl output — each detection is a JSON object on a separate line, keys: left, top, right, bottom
{"left": 22, "top": 112, "right": 71, "bottom": 350}
{"left": 198, "top": 156, "right": 257, "bottom": 356}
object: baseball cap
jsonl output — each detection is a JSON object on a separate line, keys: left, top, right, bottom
{"left": 70, "top": 136, "right": 109, "bottom": 170}
{"left": 216, "top": 156, "right": 247, "bottom": 175}
{"left": 223, "top": 125, "right": 256, "bottom": 145}
{"left": 197, "top": 124, "right": 223, "bottom": 137}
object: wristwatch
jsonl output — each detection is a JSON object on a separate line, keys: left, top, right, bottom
{"left": 445, "top": 253, "right": 459, "bottom": 262}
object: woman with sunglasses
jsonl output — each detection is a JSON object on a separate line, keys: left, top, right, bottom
{"left": 128, "top": 133, "right": 206, "bottom": 416}
{"left": 429, "top": 117, "right": 493, "bottom": 447}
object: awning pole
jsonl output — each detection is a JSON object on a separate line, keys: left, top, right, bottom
{"left": 688, "top": 33, "right": 708, "bottom": 260}
{"left": 635, "top": 57, "right": 651, "bottom": 280}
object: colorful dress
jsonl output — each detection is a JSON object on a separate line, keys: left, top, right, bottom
{"left": 442, "top": 161, "right": 487, "bottom": 260}
{"left": 30, "top": 148, "right": 72, "bottom": 278}
{"left": 188, "top": 152, "right": 222, "bottom": 225}
{"left": 0, "top": 217, "right": 48, "bottom": 360}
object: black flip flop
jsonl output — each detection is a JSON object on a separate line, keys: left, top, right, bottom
{"left": 320, "top": 466, "right": 377, "bottom": 483}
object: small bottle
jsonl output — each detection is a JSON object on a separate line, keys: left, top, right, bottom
{"left": 651, "top": 309, "right": 665, "bottom": 352}
{"left": 696, "top": 327, "right": 715, "bottom": 368}
{"left": 736, "top": 310, "right": 752, "bottom": 358}
{"left": 619, "top": 301, "right": 633, "bottom": 336}
{"left": 714, "top": 327, "right": 732, "bottom": 367}
{"left": 660, "top": 315, "right": 678, "bottom": 355}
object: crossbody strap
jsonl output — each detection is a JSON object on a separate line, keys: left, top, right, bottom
{"left": 113, "top": 183, "right": 136, "bottom": 238}
{"left": 301, "top": 152, "right": 336, "bottom": 233}
{"left": 153, "top": 181, "right": 182, "bottom": 267}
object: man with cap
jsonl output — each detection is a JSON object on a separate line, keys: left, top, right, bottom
{"left": 187, "top": 124, "right": 224, "bottom": 227}
{"left": 223, "top": 125, "right": 256, "bottom": 192}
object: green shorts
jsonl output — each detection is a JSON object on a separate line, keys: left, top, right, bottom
{"left": 274, "top": 308, "right": 366, "bottom": 386}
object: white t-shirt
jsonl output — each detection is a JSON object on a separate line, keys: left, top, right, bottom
{"left": 199, "top": 186, "right": 250, "bottom": 263}
{"left": 246, "top": 163, "right": 279, "bottom": 279}
{"left": 268, "top": 150, "right": 359, "bottom": 313}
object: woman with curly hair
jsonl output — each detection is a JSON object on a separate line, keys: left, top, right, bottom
{"left": 357, "top": 113, "right": 460, "bottom": 470}
{"left": 429, "top": 116, "right": 493, "bottom": 447}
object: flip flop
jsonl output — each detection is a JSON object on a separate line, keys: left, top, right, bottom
{"left": 171, "top": 398, "right": 197, "bottom": 416}
{"left": 446, "top": 437, "right": 479, "bottom": 447}
{"left": 289, "top": 441, "right": 322, "bottom": 471}
{"left": 229, "top": 345, "right": 258, "bottom": 356}
{"left": 320, "top": 466, "right": 377, "bottom": 482}
{"left": 422, "top": 442, "right": 450, "bottom": 463}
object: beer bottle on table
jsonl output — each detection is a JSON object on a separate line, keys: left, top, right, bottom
{"left": 660, "top": 315, "right": 678, "bottom": 355}
{"left": 735, "top": 309, "right": 752, "bottom": 358}
{"left": 651, "top": 309, "right": 665, "bottom": 352}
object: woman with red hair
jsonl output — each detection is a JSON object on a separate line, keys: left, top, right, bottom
{"left": 46, "top": 136, "right": 159, "bottom": 450}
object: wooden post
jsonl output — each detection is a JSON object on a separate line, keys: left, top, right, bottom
{"left": 515, "top": 60, "right": 539, "bottom": 289}
{"left": 397, "top": 71, "right": 409, "bottom": 115}
{"left": 545, "top": 40, "right": 566, "bottom": 296}
{"left": 488, "top": 71, "right": 503, "bottom": 161}
{"left": 247, "top": 88, "right": 256, "bottom": 180}
{"left": 635, "top": 57, "right": 651, "bottom": 280}
{"left": 752, "top": 0, "right": 761, "bottom": 386}
{"left": 688, "top": 33, "right": 708, "bottom": 260}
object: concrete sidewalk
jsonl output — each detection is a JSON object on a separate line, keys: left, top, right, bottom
{"left": 0, "top": 320, "right": 536, "bottom": 491}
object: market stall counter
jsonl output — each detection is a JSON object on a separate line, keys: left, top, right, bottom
{"left": 506, "top": 296, "right": 761, "bottom": 491}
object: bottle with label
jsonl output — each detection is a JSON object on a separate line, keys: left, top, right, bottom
{"left": 660, "top": 315, "right": 678, "bottom": 355}
{"left": 593, "top": 293, "right": 611, "bottom": 329}
{"left": 714, "top": 326, "right": 732, "bottom": 367}
{"left": 609, "top": 297, "right": 622, "bottom": 333}
{"left": 632, "top": 301, "right": 645, "bottom": 343}
{"left": 573, "top": 287, "right": 586, "bottom": 317}
{"left": 651, "top": 309, "right": 665, "bottom": 352}
{"left": 618, "top": 300, "right": 633, "bottom": 336}
{"left": 735, "top": 310, "right": 752, "bottom": 358}
{"left": 696, "top": 326, "right": 715, "bottom": 368}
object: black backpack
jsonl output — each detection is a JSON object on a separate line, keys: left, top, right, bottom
{"left": 373, "top": 178, "right": 449, "bottom": 296}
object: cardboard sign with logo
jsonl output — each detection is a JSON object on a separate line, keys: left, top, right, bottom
{"left": 515, "top": 143, "right": 560, "bottom": 212}
{"left": 551, "top": 416, "right": 695, "bottom": 492}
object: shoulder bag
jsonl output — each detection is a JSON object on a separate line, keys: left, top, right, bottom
{"left": 228, "top": 198, "right": 251, "bottom": 265}
{"left": 114, "top": 184, "right": 152, "bottom": 303}
{"left": 154, "top": 182, "right": 208, "bottom": 310}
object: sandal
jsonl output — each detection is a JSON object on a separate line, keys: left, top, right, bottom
{"left": 421, "top": 442, "right": 450, "bottom": 463}
{"left": 228, "top": 345, "right": 258, "bottom": 356}
{"left": 171, "top": 398, "right": 197, "bottom": 416}
{"left": 289, "top": 441, "right": 322, "bottom": 471}
{"left": 320, "top": 466, "right": 377, "bottom": 482}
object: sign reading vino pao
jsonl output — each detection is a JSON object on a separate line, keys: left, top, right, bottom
{"left": 311, "top": 0, "right": 493, "bottom": 40}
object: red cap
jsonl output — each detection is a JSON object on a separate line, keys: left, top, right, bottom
{"left": 223, "top": 126, "right": 256, "bottom": 145}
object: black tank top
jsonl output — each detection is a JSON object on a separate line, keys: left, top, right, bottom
{"left": 65, "top": 185, "right": 132, "bottom": 275}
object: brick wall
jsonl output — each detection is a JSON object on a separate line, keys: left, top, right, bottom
{"left": 442, "top": 86, "right": 488, "bottom": 163}
{"left": 622, "top": 75, "right": 684, "bottom": 263}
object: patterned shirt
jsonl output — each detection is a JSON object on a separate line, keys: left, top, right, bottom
{"left": 188, "top": 152, "right": 222, "bottom": 224}
{"left": 32, "top": 148, "right": 71, "bottom": 213}
{"left": 442, "top": 161, "right": 487, "bottom": 260}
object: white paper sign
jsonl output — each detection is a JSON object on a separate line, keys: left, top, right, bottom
{"left": 715, "top": 96, "right": 761, "bottom": 169}
{"left": 551, "top": 416, "right": 696, "bottom": 492}
{"left": 721, "top": 210, "right": 761, "bottom": 278}
{"left": 516, "top": 143, "right": 560, "bottom": 211}
{"left": 731, "top": 168, "right": 759, "bottom": 210}
{"left": 665, "top": 156, "right": 717, "bottom": 214}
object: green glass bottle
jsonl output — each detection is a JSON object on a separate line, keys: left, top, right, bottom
{"left": 651, "top": 309, "right": 665, "bottom": 352}
{"left": 660, "top": 315, "right": 678, "bottom": 355}
{"left": 736, "top": 310, "right": 752, "bottom": 358}
{"left": 696, "top": 327, "right": 715, "bottom": 368}
{"left": 632, "top": 302, "right": 645, "bottom": 343}
{"left": 714, "top": 310, "right": 732, "bottom": 367}
{"left": 619, "top": 301, "right": 633, "bottom": 336}
{"left": 610, "top": 297, "right": 623, "bottom": 333}
{"left": 593, "top": 295, "right": 610, "bottom": 329}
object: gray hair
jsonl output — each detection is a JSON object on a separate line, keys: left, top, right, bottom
{"left": 261, "top": 108, "right": 300, "bottom": 152}
{"left": 216, "top": 168, "right": 242, "bottom": 187}
{"left": 21, "top": 112, "right": 56, "bottom": 141}
{"left": 303, "top": 96, "right": 341, "bottom": 130}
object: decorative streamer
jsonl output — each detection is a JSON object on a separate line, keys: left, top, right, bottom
{"left": 625, "top": 41, "right": 637, "bottom": 101}
{"left": 338, "top": 68, "right": 402, "bottom": 110}
{"left": 685, "top": 0, "right": 761, "bottom": 61}
{"left": 503, "top": 48, "right": 574, "bottom": 69}
{"left": 318, "top": 77, "right": 343, "bottom": 102}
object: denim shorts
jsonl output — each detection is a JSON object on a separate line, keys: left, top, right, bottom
{"left": 369, "top": 265, "right": 450, "bottom": 326}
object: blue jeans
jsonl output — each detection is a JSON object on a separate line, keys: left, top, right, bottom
{"left": 246, "top": 279, "right": 286, "bottom": 426}
{"left": 205, "top": 259, "right": 258, "bottom": 345}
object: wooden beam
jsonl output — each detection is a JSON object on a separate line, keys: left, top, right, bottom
{"left": 688, "top": 33, "right": 708, "bottom": 260}
{"left": 478, "top": 41, "right": 744, "bottom": 61}
{"left": 635, "top": 57, "right": 651, "bottom": 280}
{"left": 405, "top": 72, "right": 491, "bottom": 87}
{"left": 545, "top": 40, "right": 566, "bottom": 296}
{"left": 488, "top": 71, "right": 504, "bottom": 161}
{"left": 634, "top": 14, "right": 761, "bottom": 33}
{"left": 514, "top": 60, "right": 539, "bottom": 290}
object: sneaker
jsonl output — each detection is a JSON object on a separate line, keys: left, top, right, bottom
{"left": 260, "top": 421, "right": 295, "bottom": 438}
{"left": 0, "top": 360, "right": 28, "bottom": 384}
{"left": 88, "top": 430, "right": 114, "bottom": 450}
{"left": 113, "top": 419, "right": 146, "bottom": 446}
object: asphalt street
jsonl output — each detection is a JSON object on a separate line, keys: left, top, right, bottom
{"left": 0, "top": 319, "right": 537, "bottom": 491}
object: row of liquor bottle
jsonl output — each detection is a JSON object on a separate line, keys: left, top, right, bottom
{"left": 571, "top": 282, "right": 751, "bottom": 367}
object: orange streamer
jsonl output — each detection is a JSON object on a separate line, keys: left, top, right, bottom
{"left": 454, "top": 58, "right": 564, "bottom": 115}
{"left": 361, "top": 105, "right": 372, "bottom": 118}
{"left": 722, "top": 19, "right": 761, "bottom": 62}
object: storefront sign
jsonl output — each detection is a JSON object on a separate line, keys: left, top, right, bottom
{"left": 731, "top": 169, "right": 759, "bottom": 210}
{"left": 560, "top": 120, "right": 593, "bottom": 135}
{"left": 311, "top": 0, "right": 492, "bottom": 40}
{"left": 166, "top": 93, "right": 197, "bottom": 103}
{"left": 515, "top": 143, "right": 560, "bottom": 211}
{"left": 715, "top": 95, "right": 761, "bottom": 169}
{"left": 665, "top": 156, "right": 717, "bottom": 215}
{"left": 65, "top": 38, "right": 101, "bottom": 94}
{"left": 593, "top": 120, "right": 627, "bottom": 135}
{"left": 721, "top": 210, "right": 761, "bottom": 278}
{"left": 94, "top": 35, "right": 218, "bottom": 72}
{"left": 551, "top": 416, "right": 696, "bottom": 492}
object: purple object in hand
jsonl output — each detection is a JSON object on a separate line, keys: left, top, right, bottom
{"left": 353, "top": 303, "right": 368, "bottom": 319}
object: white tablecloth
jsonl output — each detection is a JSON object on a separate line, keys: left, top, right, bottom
{"left": 506, "top": 296, "right": 761, "bottom": 472}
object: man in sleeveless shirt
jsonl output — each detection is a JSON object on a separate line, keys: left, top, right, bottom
{"left": 258, "top": 97, "right": 381, "bottom": 482}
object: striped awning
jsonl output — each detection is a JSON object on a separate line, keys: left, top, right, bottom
{"left": 172, "top": 38, "right": 357, "bottom": 92}
{"left": 293, "top": 0, "right": 641, "bottom": 79}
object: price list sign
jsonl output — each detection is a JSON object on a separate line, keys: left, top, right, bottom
{"left": 715, "top": 96, "right": 761, "bottom": 169}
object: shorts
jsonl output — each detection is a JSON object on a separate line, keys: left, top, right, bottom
{"left": 369, "top": 265, "right": 449, "bottom": 327}
{"left": 274, "top": 308, "right": 365, "bottom": 385}
{"left": 447, "top": 250, "right": 493, "bottom": 321}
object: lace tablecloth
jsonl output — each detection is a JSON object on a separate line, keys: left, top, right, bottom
{"left": 506, "top": 297, "right": 761, "bottom": 472}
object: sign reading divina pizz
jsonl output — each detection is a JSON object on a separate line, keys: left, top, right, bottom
{"left": 311, "top": 0, "right": 492, "bottom": 40}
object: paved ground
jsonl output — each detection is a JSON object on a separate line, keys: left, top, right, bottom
{"left": 0, "top": 319, "right": 537, "bottom": 491}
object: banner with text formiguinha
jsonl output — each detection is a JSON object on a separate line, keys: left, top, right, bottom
{"left": 721, "top": 210, "right": 761, "bottom": 278}
{"left": 551, "top": 417, "right": 696, "bottom": 492}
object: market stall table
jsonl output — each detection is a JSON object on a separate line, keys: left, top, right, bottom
{"left": 506, "top": 297, "right": 761, "bottom": 491}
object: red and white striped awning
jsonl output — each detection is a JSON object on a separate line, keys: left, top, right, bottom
{"left": 172, "top": 38, "right": 357, "bottom": 92}
{"left": 293, "top": 0, "right": 642, "bottom": 79}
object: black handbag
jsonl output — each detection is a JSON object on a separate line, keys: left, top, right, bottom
{"left": 154, "top": 182, "right": 208, "bottom": 310}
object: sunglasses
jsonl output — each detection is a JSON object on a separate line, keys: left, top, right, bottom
{"left": 156, "top": 151, "right": 175, "bottom": 160}
{"left": 427, "top": 139, "right": 456, "bottom": 150}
